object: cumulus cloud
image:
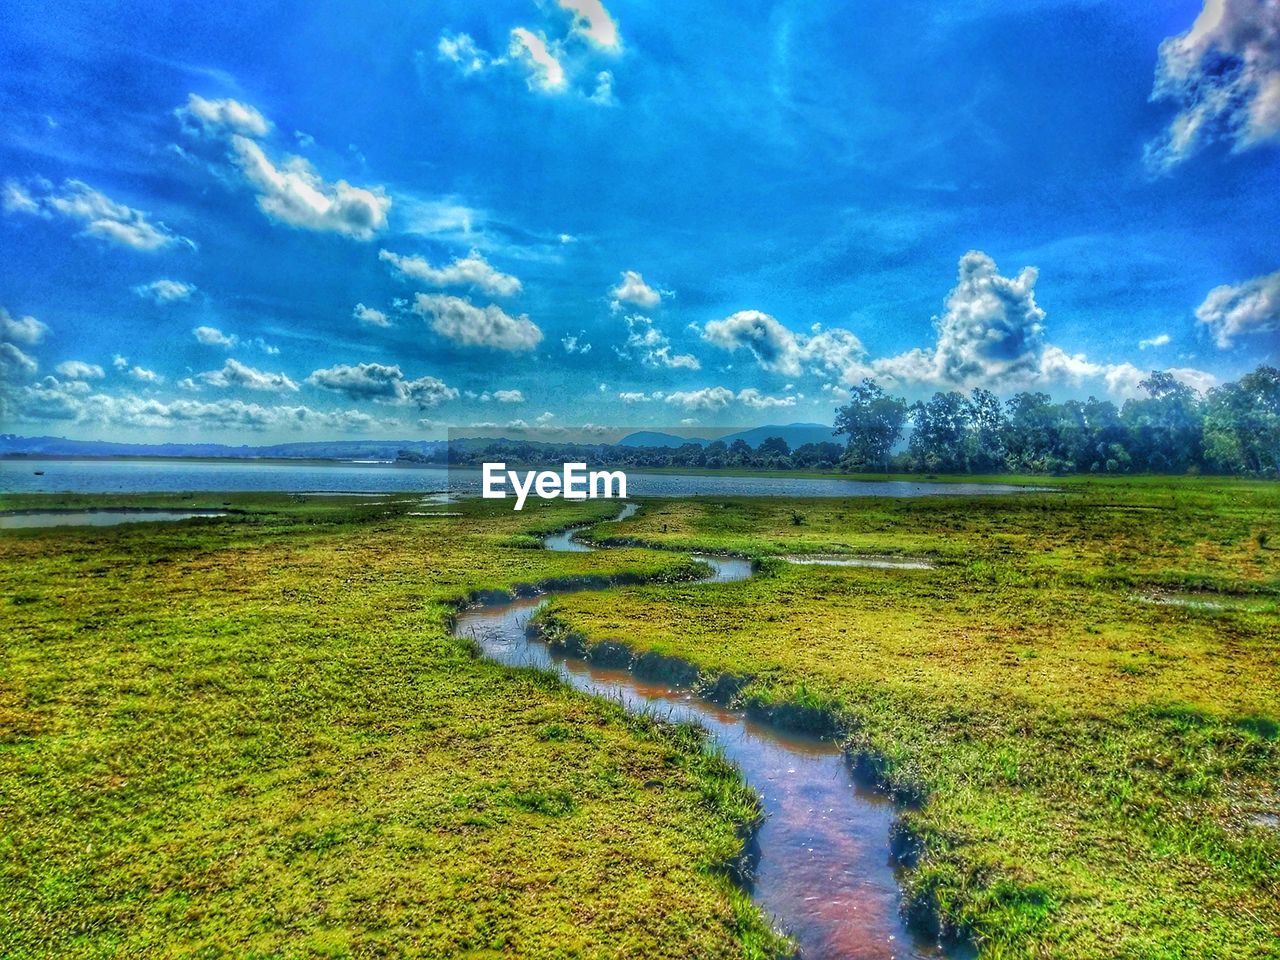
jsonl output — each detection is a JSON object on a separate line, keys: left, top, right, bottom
{"left": 620, "top": 314, "right": 699, "bottom": 369}
{"left": 1, "top": 307, "right": 49, "bottom": 346}
{"left": 0, "top": 342, "right": 38, "bottom": 381}
{"left": 655, "top": 386, "right": 797, "bottom": 411}
{"left": 1194, "top": 267, "right": 1280, "bottom": 347}
{"left": 194, "top": 325, "right": 237, "bottom": 348}
{"left": 610, "top": 269, "right": 665, "bottom": 310}
{"left": 412, "top": 293, "right": 543, "bottom": 351}
{"left": 558, "top": 0, "right": 620, "bottom": 49}
{"left": 134, "top": 279, "right": 196, "bottom": 303}
{"left": 128, "top": 366, "right": 164, "bottom": 384}
{"left": 199, "top": 358, "right": 299, "bottom": 393}
{"left": 703, "top": 310, "right": 805, "bottom": 376}
{"left": 589, "top": 70, "right": 616, "bottom": 105}
{"left": 883, "top": 251, "right": 1046, "bottom": 387}
{"left": 3, "top": 178, "right": 194, "bottom": 251}
{"left": 703, "top": 252, "right": 1217, "bottom": 399}
{"left": 54, "top": 360, "right": 105, "bottom": 380}
{"left": 702, "top": 311, "right": 871, "bottom": 382}
{"left": 228, "top": 135, "right": 390, "bottom": 240}
{"left": 1139, "top": 333, "right": 1172, "bottom": 349}
{"left": 1, "top": 377, "right": 378, "bottom": 433}
{"left": 307, "top": 362, "right": 459, "bottom": 409}
{"left": 353, "top": 303, "right": 391, "bottom": 328}
{"left": 379, "top": 248, "right": 521, "bottom": 296}
{"left": 177, "top": 93, "right": 272, "bottom": 138}
{"left": 1146, "top": 0, "right": 1280, "bottom": 172}
{"left": 438, "top": 32, "right": 492, "bottom": 75}
{"left": 509, "top": 28, "right": 566, "bottom": 91}
{"left": 479, "top": 389, "right": 525, "bottom": 403}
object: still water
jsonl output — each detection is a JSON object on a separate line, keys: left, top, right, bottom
{"left": 456, "top": 507, "right": 959, "bottom": 959}
{"left": 2, "top": 458, "right": 1032, "bottom": 498}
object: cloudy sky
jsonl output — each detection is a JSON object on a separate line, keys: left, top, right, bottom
{"left": 2, "top": 0, "right": 1278, "bottom": 442}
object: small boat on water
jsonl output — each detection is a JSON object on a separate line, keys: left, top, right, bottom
{"left": 34, "top": 470, "right": 44, "bottom": 475}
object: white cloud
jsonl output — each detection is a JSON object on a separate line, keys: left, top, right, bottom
{"left": 412, "top": 293, "right": 543, "bottom": 351}
{"left": 229, "top": 135, "right": 390, "bottom": 240}
{"left": 55, "top": 360, "right": 105, "bottom": 380}
{"left": 509, "top": 28, "right": 566, "bottom": 91}
{"left": 610, "top": 269, "right": 665, "bottom": 310}
{"left": 588, "top": 70, "right": 616, "bottom": 106}
{"left": 661, "top": 386, "right": 796, "bottom": 411}
{"left": 194, "top": 325, "right": 237, "bottom": 348}
{"left": 1139, "top": 333, "right": 1172, "bottom": 349}
{"left": 702, "top": 310, "right": 804, "bottom": 376}
{"left": 353, "top": 302, "right": 391, "bottom": 328}
{"left": 737, "top": 387, "right": 799, "bottom": 410}
{"left": 199, "top": 358, "right": 299, "bottom": 393}
{"left": 177, "top": 93, "right": 272, "bottom": 138}
{"left": 134, "top": 279, "right": 196, "bottom": 303}
{"left": 703, "top": 253, "right": 1218, "bottom": 400}
{"left": 559, "top": 0, "right": 620, "bottom": 49}
{"left": 535, "top": 411, "right": 556, "bottom": 425}
{"left": 112, "top": 354, "right": 129, "bottom": 370}
{"left": 128, "top": 366, "right": 164, "bottom": 384}
{"left": 1194, "top": 268, "right": 1280, "bottom": 347}
{"left": 1, "top": 307, "right": 49, "bottom": 346}
{"left": 379, "top": 248, "right": 521, "bottom": 296}
{"left": 561, "top": 332, "right": 592, "bottom": 354}
{"left": 1146, "top": 0, "right": 1280, "bottom": 171}
{"left": 480, "top": 389, "right": 525, "bottom": 403}
{"left": 885, "top": 250, "right": 1046, "bottom": 387}
{"left": 0, "top": 342, "right": 38, "bottom": 381}
{"left": 621, "top": 314, "right": 699, "bottom": 369}
{"left": 438, "top": 32, "right": 491, "bottom": 75}
{"left": 618, "top": 391, "right": 652, "bottom": 403}
{"left": 2, "top": 378, "right": 379, "bottom": 433}
{"left": 307, "top": 362, "right": 459, "bottom": 409}
{"left": 702, "top": 311, "right": 872, "bottom": 383}
{"left": 3, "top": 178, "right": 194, "bottom": 251}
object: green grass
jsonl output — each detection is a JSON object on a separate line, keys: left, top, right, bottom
{"left": 0, "top": 493, "right": 787, "bottom": 959}
{"left": 538, "top": 477, "right": 1280, "bottom": 958}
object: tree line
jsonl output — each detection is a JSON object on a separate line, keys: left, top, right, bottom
{"left": 397, "top": 365, "right": 1278, "bottom": 477}
{"left": 835, "top": 365, "right": 1279, "bottom": 476}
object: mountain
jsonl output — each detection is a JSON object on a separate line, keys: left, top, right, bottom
{"left": 615, "top": 431, "right": 710, "bottom": 448}
{"left": 717, "top": 423, "right": 837, "bottom": 449}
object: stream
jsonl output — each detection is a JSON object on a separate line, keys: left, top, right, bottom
{"left": 453, "top": 503, "right": 954, "bottom": 959}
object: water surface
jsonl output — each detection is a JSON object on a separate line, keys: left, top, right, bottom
{"left": 0, "top": 508, "right": 227, "bottom": 529}
{"left": 456, "top": 507, "right": 951, "bottom": 958}
{"left": 3, "top": 458, "right": 1036, "bottom": 500}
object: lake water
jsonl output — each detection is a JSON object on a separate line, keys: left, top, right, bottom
{"left": 1, "top": 459, "right": 1034, "bottom": 499}
{"left": 0, "top": 509, "right": 228, "bottom": 529}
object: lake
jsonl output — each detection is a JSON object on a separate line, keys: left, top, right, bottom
{"left": 1, "top": 458, "right": 1036, "bottom": 498}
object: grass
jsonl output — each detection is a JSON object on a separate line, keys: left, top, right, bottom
{"left": 0, "top": 493, "right": 787, "bottom": 959}
{"left": 3, "top": 479, "right": 1277, "bottom": 958}
{"left": 537, "top": 477, "right": 1280, "bottom": 958}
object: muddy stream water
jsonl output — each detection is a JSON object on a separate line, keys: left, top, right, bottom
{"left": 453, "top": 504, "right": 957, "bottom": 959}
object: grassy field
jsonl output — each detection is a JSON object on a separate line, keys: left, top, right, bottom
{"left": 2, "top": 480, "right": 1277, "bottom": 959}
{"left": 0, "top": 493, "right": 786, "bottom": 959}
{"left": 534, "top": 477, "right": 1280, "bottom": 958}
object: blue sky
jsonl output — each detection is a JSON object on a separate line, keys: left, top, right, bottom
{"left": 2, "top": 0, "right": 1278, "bottom": 442}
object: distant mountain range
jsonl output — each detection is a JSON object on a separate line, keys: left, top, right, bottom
{"left": 1, "top": 423, "right": 838, "bottom": 460}
{"left": 616, "top": 423, "right": 836, "bottom": 449}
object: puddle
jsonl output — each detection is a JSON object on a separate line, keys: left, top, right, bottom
{"left": 0, "top": 509, "right": 228, "bottom": 529}
{"left": 783, "top": 555, "right": 935, "bottom": 570}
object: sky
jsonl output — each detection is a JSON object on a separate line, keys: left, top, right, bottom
{"left": 1, "top": 0, "right": 1278, "bottom": 443}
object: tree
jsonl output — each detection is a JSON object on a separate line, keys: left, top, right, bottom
{"left": 1203, "top": 367, "right": 1280, "bottom": 476}
{"left": 1121, "top": 372, "right": 1203, "bottom": 472}
{"left": 909, "top": 391, "right": 973, "bottom": 472}
{"left": 833, "top": 380, "right": 908, "bottom": 472}
{"left": 967, "top": 388, "right": 1006, "bottom": 472}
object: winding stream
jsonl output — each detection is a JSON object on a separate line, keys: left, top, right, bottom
{"left": 454, "top": 504, "right": 953, "bottom": 959}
